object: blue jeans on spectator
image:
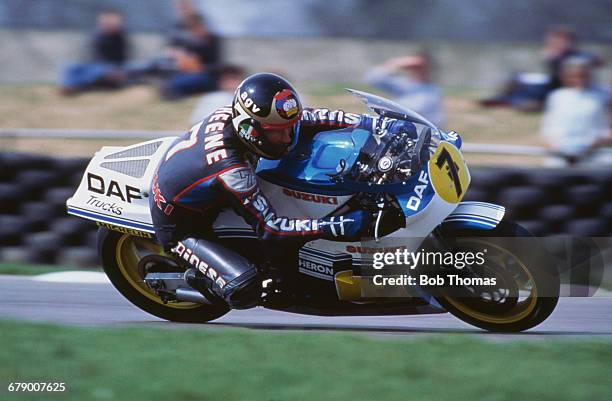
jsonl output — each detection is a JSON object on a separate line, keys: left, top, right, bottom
{"left": 160, "top": 72, "right": 217, "bottom": 100}
{"left": 60, "top": 62, "right": 118, "bottom": 90}
{"left": 505, "top": 72, "right": 551, "bottom": 107}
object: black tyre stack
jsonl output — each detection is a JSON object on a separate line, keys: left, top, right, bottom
{"left": 464, "top": 167, "right": 612, "bottom": 236}
{"left": 0, "top": 152, "right": 97, "bottom": 267}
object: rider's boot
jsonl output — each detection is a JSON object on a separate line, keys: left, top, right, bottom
{"left": 184, "top": 268, "right": 226, "bottom": 306}
{"left": 184, "top": 267, "right": 261, "bottom": 310}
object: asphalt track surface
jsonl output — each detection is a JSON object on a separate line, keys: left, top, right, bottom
{"left": 1, "top": 275, "right": 611, "bottom": 340}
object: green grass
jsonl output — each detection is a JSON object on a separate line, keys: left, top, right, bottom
{"left": 0, "top": 263, "right": 69, "bottom": 276}
{"left": 1, "top": 320, "right": 611, "bottom": 401}
{"left": 0, "top": 263, "right": 97, "bottom": 276}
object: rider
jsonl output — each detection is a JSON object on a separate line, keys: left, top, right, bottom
{"left": 150, "top": 72, "right": 390, "bottom": 309}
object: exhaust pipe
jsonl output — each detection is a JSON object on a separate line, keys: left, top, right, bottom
{"left": 175, "top": 287, "right": 213, "bottom": 304}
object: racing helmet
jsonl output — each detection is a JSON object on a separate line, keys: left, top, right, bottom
{"left": 231, "top": 73, "right": 303, "bottom": 159}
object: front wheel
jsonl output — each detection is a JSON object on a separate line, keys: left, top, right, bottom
{"left": 97, "top": 228, "right": 229, "bottom": 323}
{"left": 434, "top": 220, "right": 559, "bottom": 332}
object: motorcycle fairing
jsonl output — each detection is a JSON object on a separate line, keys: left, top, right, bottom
{"left": 66, "top": 137, "right": 177, "bottom": 234}
{"left": 395, "top": 171, "right": 436, "bottom": 218}
{"left": 439, "top": 201, "right": 506, "bottom": 231}
{"left": 441, "top": 131, "right": 462, "bottom": 149}
{"left": 67, "top": 207, "right": 156, "bottom": 233}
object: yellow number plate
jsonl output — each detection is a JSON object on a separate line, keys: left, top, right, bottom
{"left": 428, "top": 141, "right": 470, "bottom": 204}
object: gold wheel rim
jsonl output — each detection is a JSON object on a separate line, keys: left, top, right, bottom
{"left": 115, "top": 235, "right": 200, "bottom": 310}
{"left": 442, "top": 240, "right": 539, "bottom": 325}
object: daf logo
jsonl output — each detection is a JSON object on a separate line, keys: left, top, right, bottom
{"left": 405, "top": 170, "right": 429, "bottom": 211}
{"left": 87, "top": 173, "right": 142, "bottom": 203}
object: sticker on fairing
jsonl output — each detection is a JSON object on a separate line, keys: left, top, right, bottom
{"left": 96, "top": 222, "right": 154, "bottom": 238}
{"left": 428, "top": 141, "right": 470, "bottom": 204}
{"left": 396, "top": 169, "right": 435, "bottom": 217}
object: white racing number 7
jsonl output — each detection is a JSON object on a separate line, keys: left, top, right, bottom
{"left": 165, "top": 121, "right": 204, "bottom": 161}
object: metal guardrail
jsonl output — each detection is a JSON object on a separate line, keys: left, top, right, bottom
{"left": 461, "top": 143, "right": 549, "bottom": 156}
{"left": 3, "top": 128, "right": 612, "bottom": 164}
{"left": 0, "top": 128, "right": 182, "bottom": 139}
{"left": 0, "top": 128, "right": 552, "bottom": 157}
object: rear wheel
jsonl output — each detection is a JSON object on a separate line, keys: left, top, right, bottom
{"left": 434, "top": 221, "right": 559, "bottom": 332}
{"left": 97, "top": 228, "right": 229, "bottom": 323}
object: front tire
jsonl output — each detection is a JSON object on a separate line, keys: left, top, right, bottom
{"left": 434, "top": 220, "right": 560, "bottom": 332}
{"left": 97, "top": 228, "right": 229, "bottom": 323}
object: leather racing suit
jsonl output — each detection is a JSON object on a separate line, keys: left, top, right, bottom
{"left": 150, "top": 106, "right": 382, "bottom": 308}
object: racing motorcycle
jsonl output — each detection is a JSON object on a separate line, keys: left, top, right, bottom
{"left": 66, "top": 89, "right": 559, "bottom": 332}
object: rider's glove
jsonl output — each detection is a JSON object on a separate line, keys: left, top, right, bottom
{"left": 319, "top": 210, "right": 372, "bottom": 241}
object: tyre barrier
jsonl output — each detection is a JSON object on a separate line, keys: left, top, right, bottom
{"left": 0, "top": 151, "right": 611, "bottom": 268}
{"left": 0, "top": 152, "right": 96, "bottom": 267}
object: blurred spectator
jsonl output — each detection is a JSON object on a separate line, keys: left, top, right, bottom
{"left": 161, "top": 12, "right": 222, "bottom": 99}
{"left": 481, "top": 26, "right": 603, "bottom": 111}
{"left": 540, "top": 56, "right": 612, "bottom": 165}
{"left": 171, "top": 9, "right": 221, "bottom": 67}
{"left": 190, "top": 64, "right": 246, "bottom": 124}
{"left": 543, "top": 26, "right": 602, "bottom": 91}
{"left": 59, "top": 10, "right": 129, "bottom": 95}
{"left": 364, "top": 52, "right": 446, "bottom": 127}
{"left": 160, "top": 44, "right": 216, "bottom": 99}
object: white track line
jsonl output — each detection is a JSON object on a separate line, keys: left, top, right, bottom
{"left": 32, "top": 271, "right": 110, "bottom": 284}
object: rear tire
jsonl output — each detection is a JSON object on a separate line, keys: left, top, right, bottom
{"left": 97, "top": 228, "right": 229, "bottom": 323}
{"left": 435, "top": 220, "right": 559, "bottom": 332}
